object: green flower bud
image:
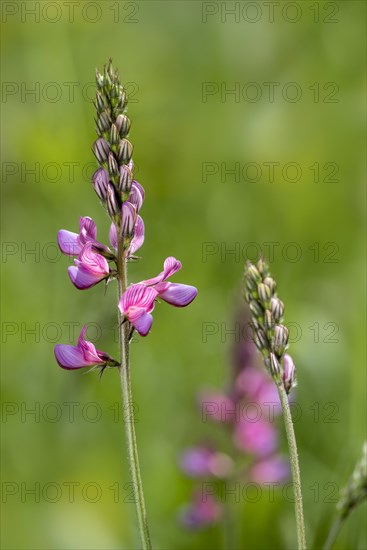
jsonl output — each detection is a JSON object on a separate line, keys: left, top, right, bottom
{"left": 273, "top": 325, "right": 289, "bottom": 357}
{"left": 249, "top": 300, "right": 263, "bottom": 319}
{"left": 118, "top": 139, "right": 133, "bottom": 163}
{"left": 271, "top": 297, "right": 284, "bottom": 322}
{"left": 116, "top": 114, "right": 131, "bottom": 137}
{"left": 95, "top": 69, "right": 104, "bottom": 89}
{"left": 257, "top": 283, "right": 271, "bottom": 307}
{"left": 108, "top": 153, "right": 119, "bottom": 177}
{"left": 110, "top": 124, "right": 119, "bottom": 146}
{"left": 263, "top": 276, "right": 276, "bottom": 295}
{"left": 270, "top": 352, "right": 282, "bottom": 384}
{"left": 264, "top": 310, "right": 274, "bottom": 331}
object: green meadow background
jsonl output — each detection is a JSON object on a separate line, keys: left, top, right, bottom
{"left": 1, "top": 1, "right": 366, "bottom": 548}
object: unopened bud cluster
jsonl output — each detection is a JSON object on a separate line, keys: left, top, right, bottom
{"left": 338, "top": 442, "right": 367, "bottom": 518}
{"left": 92, "top": 59, "right": 136, "bottom": 247}
{"left": 243, "top": 259, "right": 296, "bottom": 393}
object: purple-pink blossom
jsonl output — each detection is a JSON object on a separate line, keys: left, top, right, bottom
{"left": 235, "top": 366, "right": 281, "bottom": 413}
{"left": 108, "top": 181, "right": 145, "bottom": 256}
{"left": 58, "top": 216, "right": 111, "bottom": 257}
{"left": 68, "top": 242, "right": 111, "bottom": 290}
{"left": 118, "top": 284, "right": 158, "bottom": 336}
{"left": 250, "top": 455, "right": 290, "bottom": 484}
{"left": 199, "top": 391, "right": 237, "bottom": 423}
{"left": 109, "top": 213, "right": 145, "bottom": 256}
{"left": 141, "top": 256, "right": 198, "bottom": 307}
{"left": 118, "top": 257, "right": 197, "bottom": 336}
{"left": 180, "top": 491, "right": 223, "bottom": 530}
{"left": 233, "top": 417, "right": 278, "bottom": 457}
{"left": 54, "top": 326, "right": 117, "bottom": 370}
{"left": 181, "top": 447, "right": 233, "bottom": 478}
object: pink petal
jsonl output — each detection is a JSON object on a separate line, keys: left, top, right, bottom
{"left": 57, "top": 230, "right": 80, "bottom": 256}
{"left": 121, "top": 202, "right": 137, "bottom": 236}
{"left": 54, "top": 344, "right": 92, "bottom": 370}
{"left": 77, "top": 326, "right": 103, "bottom": 363}
{"left": 132, "top": 311, "right": 153, "bottom": 336}
{"left": 132, "top": 181, "right": 145, "bottom": 201}
{"left": 162, "top": 256, "right": 182, "bottom": 279}
{"left": 234, "top": 419, "right": 278, "bottom": 457}
{"left": 79, "top": 216, "right": 97, "bottom": 241}
{"left": 118, "top": 284, "right": 157, "bottom": 314}
{"left": 251, "top": 456, "right": 290, "bottom": 484}
{"left": 109, "top": 223, "right": 118, "bottom": 250}
{"left": 129, "top": 216, "right": 145, "bottom": 255}
{"left": 68, "top": 265, "right": 107, "bottom": 290}
{"left": 128, "top": 183, "right": 143, "bottom": 212}
{"left": 155, "top": 282, "right": 197, "bottom": 307}
{"left": 143, "top": 256, "right": 182, "bottom": 286}
{"left": 78, "top": 243, "right": 109, "bottom": 275}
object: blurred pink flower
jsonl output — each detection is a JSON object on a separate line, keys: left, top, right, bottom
{"left": 234, "top": 417, "right": 278, "bottom": 457}
{"left": 181, "top": 447, "right": 233, "bottom": 478}
{"left": 235, "top": 366, "right": 281, "bottom": 413}
{"left": 251, "top": 456, "right": 290, "bottom": 484}
{"left": 199, "top": 391, "right": 237, "bottom": 423}
{"left": 180, "top": 491, "right": 223, "bottom": 530}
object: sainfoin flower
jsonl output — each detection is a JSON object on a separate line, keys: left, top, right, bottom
{"left": 68, "top": 242, "right": 111, "bottom": 290}
{"left": 119, "top": 257, "right": 197, "bottom": 336}
{"left": 180, "top": 491, "right": 223, "bottom": 530}
{"left": 141, "top": 256, "right": 198, "bottom": 307}
{"left": 118, "top": 284, "right": 158, "bottom": 336}
{"left": 58, "top": 216, "right": 111, "bottom": 257}
{"left": 181, "top": 447, "right": 233, "bottom": 478}
{"left": 54, "top": 326, "right": 118, "bottom": 370}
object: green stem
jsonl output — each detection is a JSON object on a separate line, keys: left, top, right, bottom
{"left": 323, "top": 515, "right": 344, "bottom": 550}
{"left": 117, "top": 242, "right": 152, "bottom": 550}
{"left": 277, "top": 384, "right": 307, "bottom": 550}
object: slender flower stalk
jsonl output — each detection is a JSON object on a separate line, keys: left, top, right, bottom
{"left": 55, "top": 59, "right": 197, "bottom": 549}
{"left": 243, "top": 258, "right": 306, "bottom": 550}
{"left": 324, "top": 442, "right": 367, "bottom": 550}
{"left": 116, "top": 242, "right": 152, "bottom": 549}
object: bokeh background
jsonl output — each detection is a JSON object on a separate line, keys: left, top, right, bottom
{"left": 1, "top": 1, "right": 366, "bottom": 548}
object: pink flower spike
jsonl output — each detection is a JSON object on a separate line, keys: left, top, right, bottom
{"left": 58, "top": 216, "right": 109, "bottom": 257}
{"left": 68, "top": 242, "right": 110, "bottom": 290}
{"left": 118, "top": 284, "right": 158, "bottom": 336}
{"left": 54, "top": 326, "right": 117, "bottom": 370}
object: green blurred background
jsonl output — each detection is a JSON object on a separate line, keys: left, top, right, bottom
{"left": 1, "top": 1, "right": 366, "bottom": 548}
